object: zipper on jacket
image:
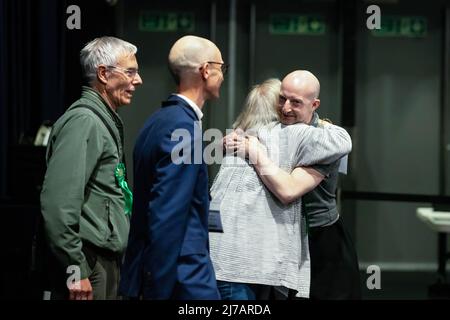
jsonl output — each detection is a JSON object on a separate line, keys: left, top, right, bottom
{"left": 106, "top": 199, "right": 110, "bottom": 215}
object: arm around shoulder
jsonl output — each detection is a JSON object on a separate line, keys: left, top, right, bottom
{"left": 295, "top": 123, "right": 352, "bottom": 167}
{"left": 246, "top": 136, "right": 325, "bottom": 205}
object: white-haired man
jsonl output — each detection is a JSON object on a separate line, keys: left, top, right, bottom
{"left": 40, "top": 36, "right": 143, "bottom": 300}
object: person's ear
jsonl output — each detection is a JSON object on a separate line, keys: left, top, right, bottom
{"left": 199, "top": 62, "right": 210, "bottom": 80}
{"left": 97, "top": 65, "right": 108, "bottom": 84}
{"left": 312, "top": 99, "right": 320, "bottom": 111}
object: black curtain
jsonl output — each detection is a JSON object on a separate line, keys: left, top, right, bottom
{"left": 0, "top": 0, "right": 65, "bottom": 200}
{"left": 1, "top": 0, "right": 41, "bottom": 198}
{"left": 0, "top": 0, "right": 118, "bottom": 299}
{"left": 0, "top": 0, "right": 7, "bottom": 197}
{"left": 0, "top": 0, "right": 117, "bottom": 200}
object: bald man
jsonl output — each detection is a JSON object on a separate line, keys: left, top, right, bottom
{"left": 277, "top": 70, "right": 321, "bottom": 125}
{"left": 280, "top": 71, "right": 360, "bottom": 299}
{"left": 234, "top": 70, "right": 360, "bottom": 299}
{"left": 119, "top": 35, "right": 226, "bottom": 299}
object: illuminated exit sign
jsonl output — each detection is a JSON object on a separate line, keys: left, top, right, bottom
{"left": 269, "top": 14, "right": 326, "bottom": 35}
{"left": 139, "top": 11, "right": 195, "bottom": 32}
{"left": 372, "top": 16, "right": 427, "bottom": 38}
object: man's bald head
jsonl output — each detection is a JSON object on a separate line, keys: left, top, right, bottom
{"left": 278, "top": 70, "right": 321, "bottom": 125}
{"left": 282, "top": 70, "right": 320, "bottom": 100}
{"left": 168, "top": 35, "right": 220, "bottom": 85}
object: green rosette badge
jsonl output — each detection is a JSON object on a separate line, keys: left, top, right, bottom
{"left": 115, "top": 163, "right": 133, "bottom": 216}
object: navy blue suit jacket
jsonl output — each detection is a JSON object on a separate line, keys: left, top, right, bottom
{"left": 119, "top": 95, "right": 219, "bottom": 299}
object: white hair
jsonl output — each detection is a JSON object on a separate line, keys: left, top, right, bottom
{"left": 233, "top": 78, "right": 281, "bottom": 131}
{"left": 80, "top": 36, "right": 137, "bottom": 85}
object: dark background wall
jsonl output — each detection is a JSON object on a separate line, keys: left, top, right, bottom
{"left": 1, "top": 0, "right": 449, "bottom": 299}
{"left": 0, "top": 0, "right": 119, "bottom": 299}
{"left": 0, "top": 0, "right": 118, "bottom": 201}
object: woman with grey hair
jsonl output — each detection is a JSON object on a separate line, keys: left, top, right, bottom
{"left": 41, "top": 36, "right": 142, "bottom": 300}
{"left": 209, "top": 78, "right": 351, "bottom": 299}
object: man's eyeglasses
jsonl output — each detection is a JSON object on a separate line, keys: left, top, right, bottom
{"left": 206, "top": 61, "right": 228, "bottom": 75}
{"left": 107, "top": 65, "right": 140, "bottom": 79}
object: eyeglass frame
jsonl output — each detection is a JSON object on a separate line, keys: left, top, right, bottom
{"left": 106, "top": 65, "right": 140, "bottom": 79}
{"left": 205, "top": 61, "right": 228, "bottom": 75}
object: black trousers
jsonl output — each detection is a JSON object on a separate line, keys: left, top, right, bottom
{"left": 307, "top": 218, "right": 361, "bottom": 300}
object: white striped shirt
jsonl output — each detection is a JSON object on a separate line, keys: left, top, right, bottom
{"left": 209, "top": 122, "right": 352, "bottom": 298}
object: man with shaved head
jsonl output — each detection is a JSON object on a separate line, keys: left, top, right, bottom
{"left": 278, "top": 70, "right": 321, "bottom": 125}
{"left": 119, "top": 35, "right": 226, "bottom": 299}
{"left": 278, "top": 70, "right": 360, "bottom": 299}
{"left": 235, "top": 70, "right": 361, "bottom": 299}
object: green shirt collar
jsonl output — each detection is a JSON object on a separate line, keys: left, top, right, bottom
{"left": 81, "top": 86, "right": 123, "bottom": 128}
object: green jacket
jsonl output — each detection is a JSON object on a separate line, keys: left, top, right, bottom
{"left": 40, "top": 87, "right": 130, "bottom": 279}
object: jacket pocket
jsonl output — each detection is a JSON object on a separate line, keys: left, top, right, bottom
{"left": 104, "top": 199, "right": 112, "bottom": 241}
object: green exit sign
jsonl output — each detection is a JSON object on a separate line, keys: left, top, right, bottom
{"left": 269, "top": 14, "right": 326, "bottom": 35}
{"left": 139, "top": 11, "right": 195, "bottom": 32}
{"left": 372, "top": 16, "right": 427, "bottom": 38}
